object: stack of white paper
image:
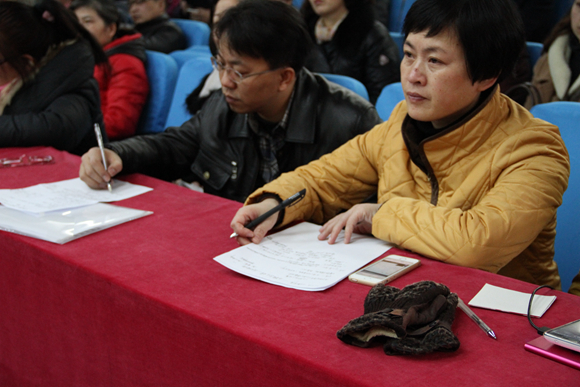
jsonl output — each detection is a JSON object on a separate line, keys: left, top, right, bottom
{"left": 214, "top": 222, "right": 393, "bottom": 291}
{"left": 0, "top": 203, "right": 152, "bottom": 244}
{"left": 0, "top": 178, "right": 153, "bottom": 244}
{"left": 468, "top": 283, "right": 557, "bottom": 318}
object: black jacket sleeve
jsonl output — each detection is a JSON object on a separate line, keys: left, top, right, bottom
{"left": 107, "top": 108, "right": 205, "bottom": 181}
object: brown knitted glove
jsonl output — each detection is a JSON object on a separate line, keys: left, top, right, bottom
{"left": 337, "top": 281, "right": 460, "bottom": 355}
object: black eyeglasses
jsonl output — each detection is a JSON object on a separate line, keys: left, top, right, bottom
{"left": 210, "top": 56, "right": 279, "bottom": 84}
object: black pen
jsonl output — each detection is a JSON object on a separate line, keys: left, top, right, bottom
{"left": 230, "top": 189, "right": 306, "bottom": 238}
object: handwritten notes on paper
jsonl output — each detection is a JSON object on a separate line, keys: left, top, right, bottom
{"left": 214, "top": 222, "right": 393, "bottom": 291}
{"left": 0, "top": 178, "right": 152, "bottom": 213}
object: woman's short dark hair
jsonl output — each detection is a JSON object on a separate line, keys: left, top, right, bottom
{"left": 213, "top": 0, "right": 313, "bottom": 72}
{"left": 403, "top": 0, "right": 525, "bottom": 84}
{"left": 0, "top": 0, "right": 106, "bottom": 80}
{"left": 70, "top": 0, "right": 120, "bottom": 28}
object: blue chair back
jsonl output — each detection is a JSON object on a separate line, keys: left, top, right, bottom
{"left": 137, "top": 51, "right": 178, "bottom": 134}
{"left": 375, "top": 82, "right": 405, "bottom": 120}
{"left": 554, "top": 0, "right": 574, "bottom": 25}
{"left": 171, "top": 18, "right": 211, "bottom": 47}
{"left": 389, "top": 31, "right": 405, "bottom": 63}
{"left": 389, "top": 0, "right": 417, "bottom": 33}
{"left": 319, "top": 73, "right": 369, "bottom": 101}
{"left": 526, "top": 41, "right": 544, "bottom": 69}
{"left": 165, "top": 57, "right": 214, "bottom": 128}
{"left": 170, "top": 48, "right": 212, "bottom": 69}
{"left": 530, "top": 101, "right": 580, "bottom": 292}
{"left": 187, "top": 45, "right": 211, "bottom": 55}
{"left": 292, "top": 0, "right": 304, "bottom": 8}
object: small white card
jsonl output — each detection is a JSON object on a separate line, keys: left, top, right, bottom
{"left": 468, "top": 283, "right": 556, "bottom": 318}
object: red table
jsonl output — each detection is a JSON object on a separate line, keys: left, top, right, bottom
{"left": 1, "top": 147, "right": 579, "bottom": 387}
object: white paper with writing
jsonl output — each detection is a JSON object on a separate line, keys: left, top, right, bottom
{"left": 0, "top": 178, "right": 152, "bottom": 214}
{"left": 214, "top": 222, "right": 393, "bottom": 291}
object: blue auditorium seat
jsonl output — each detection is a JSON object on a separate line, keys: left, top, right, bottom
{"left": 171, "top": 18, "right": 211, "bottom": 47}
{"left": 375, "top": 82, "right": 405, "bottom": 120}
{"left": 137, "top": 51, "right": 178, "bottom": 134}
{"left": 165, "top": 57, "right": 214, "bottom": 128}
{"left": 530, "top": 101, "right": 580, "bottom": 292}
{"left": 526, "top": 41, "right": 543, "bottom": 69}
{"left": 170, "top": 48, "right": 212, "bottom": 69}
{"left": 389, "top": 0, "right": 417, "bottom": 33}
{"left": 319, "top": 73, "right": 369, "bottom": 101}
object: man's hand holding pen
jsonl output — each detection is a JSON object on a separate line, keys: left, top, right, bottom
{"left": 79, "top": 147, "right": 123, "bottom": 190}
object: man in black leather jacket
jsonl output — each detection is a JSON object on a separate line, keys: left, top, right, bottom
{"left": 79, "top": 0, "right": 381, "bottom": 202}
{"left": 129, "top": 0, "right": 187, "bottom": 53}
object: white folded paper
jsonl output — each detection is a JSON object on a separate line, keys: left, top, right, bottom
{"left": 468, "top": 283, "right": 556, "bottom": 318}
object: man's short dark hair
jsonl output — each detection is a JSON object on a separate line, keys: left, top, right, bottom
{"left": 213, "top": 0, "right": 313, "bottom": 72}
{"left": 403, "top": 0, "right": 525, "bottom": 84}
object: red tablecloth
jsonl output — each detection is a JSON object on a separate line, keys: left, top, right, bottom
{"left": 1, "top": 147, "right": 579, "bottom": 386}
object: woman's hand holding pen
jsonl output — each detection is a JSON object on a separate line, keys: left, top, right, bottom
{"left": 79, "top": 147, "right": 123, "bottom": 190}
{"left": 230, "top": 198, "right": 280, "bottom": 246}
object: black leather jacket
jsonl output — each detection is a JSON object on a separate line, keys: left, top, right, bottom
{"left": 108, "top": 69, "right": 382, "bottom": 202}
{"left": 306, "top": 15, "right": 400, "bottom": 104}
{"left": 135, "top": 14, "right": 187, "bottom": 54}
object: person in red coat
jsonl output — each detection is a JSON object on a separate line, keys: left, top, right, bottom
{"left": 72, "top": 0, "right": 149, "bottom": 140}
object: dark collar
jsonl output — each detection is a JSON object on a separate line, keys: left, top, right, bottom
{"left": 135, "top": 14, "right": 170, "bottom": 30}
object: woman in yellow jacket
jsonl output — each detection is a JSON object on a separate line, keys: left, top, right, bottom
{"left": 230, "top": 0, "right": 570, "bottom": 290}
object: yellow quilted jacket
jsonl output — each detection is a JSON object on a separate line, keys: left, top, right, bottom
{"left": 249, "top": 88, "right": 570, "bottom": 288}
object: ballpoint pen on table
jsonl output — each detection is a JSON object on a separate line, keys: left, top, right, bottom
{"left": 94, "top": 123, "right": 112, "bottom": 193}
{"left": 458, "top": 297, "right": 497, "bottom": 340}
{"left": 230, "top": 189, "right": 306, "bottom": 238}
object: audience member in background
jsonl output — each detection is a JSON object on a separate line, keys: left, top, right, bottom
{"left": 231, "top": 0, "right": 570, "bottom": 290}
{"left": 300, "top": 0, "right": 400, "bottom": 104}
{"left": 115, "top": 0, "right": 133, "bottom": 24}
{"left": 184, "top": 0, "right": 238, "bottom": 114}
{"left": 0, "top": 0, "right": 105, "bottom": 155}
{"left": 513, "top": 0, "right": 555, "bottom": 43}
{"left": 178, "top": 0, "right": 214, "bottom": 23}
{"left": 79, "top": 0, "right": 381, "bottom": 202}
{"left": 129, "top": 0, "right": 187, "bottom": 53}
{"left": 72, "top": 0, "right": 149, "bottom": 140}
{"left": 525, "top": 0, "right": 580, "bottom": 108}
{"left": 185, "top": 0, "right": 312, "bottom": 115}
{"left": 373, "top": 0, "right": 390, "bottom": 29}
